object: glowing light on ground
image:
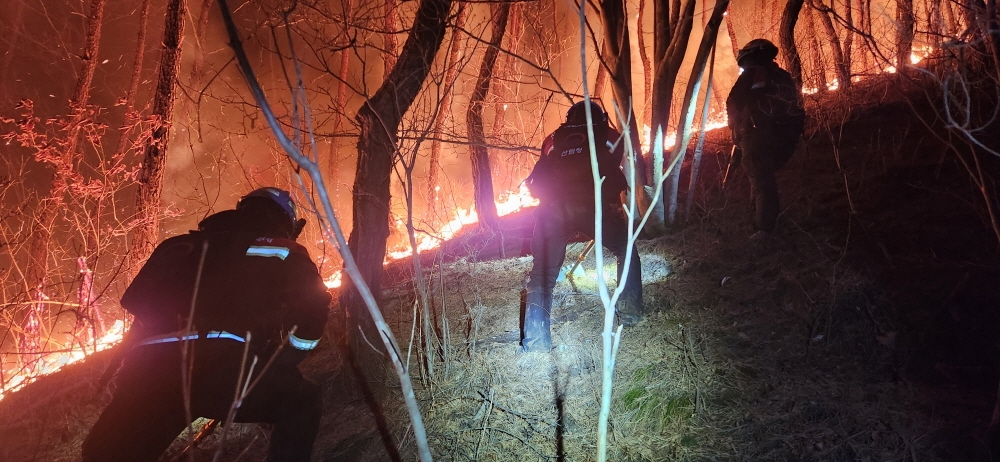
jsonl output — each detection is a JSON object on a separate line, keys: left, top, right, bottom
{"left": 0, "top": 320, "right": 126, "bottom": 401}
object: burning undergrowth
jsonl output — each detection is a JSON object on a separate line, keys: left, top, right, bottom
{"left": 2, "top": 74, "right": 999, "bottom": 461}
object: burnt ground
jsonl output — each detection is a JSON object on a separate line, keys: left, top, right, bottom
{"left": 2, "top": 73, "right": 1000, "bottom": 462}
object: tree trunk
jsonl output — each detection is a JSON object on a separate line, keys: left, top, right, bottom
{"left": 664, "top": 0, "right": 728, "bottom": 225}
{"left": 943, "top": 0, "right": 958, "bottom": 37}
{"left": 843, "top": 0, "right": 855, "bottom": 84}
{"left": 383, "top": 0, "right": 400, "bottom": 76}
{"left": 813, "top": 0, "right": 850, "bottom": 89}
{"left": 595, "top": 40, "right": 609, "bottom": 100}
{"left": 805, "top": 5, "right": 827, "bottom": 90}
{"left": 130, "top": 0, "right": 187, "bottom": 270}
{"left": 24, "top": 0, "right": 106, "bottom": 357}
{"left": 113, "top": 0, "right": 152, "bottom": 160}
{"left": 859, "top": 0, "right": 876, "bottom": 72}
{"left": 780, "top": 0, "right": 805, "bottom": 88}
{"left": 637, "top": 0, "right": 652, "bottom": 125}
{"left": 428, "top": 3, "right": 467, "bottom": 215}
{"left": 600, "top": 0, "right": 650, "bottom": 204}
{"left": 467, "top": 2, "right": 510, "bottom": 231}
{"left": 650, "top": 0, "right": 696, "bottom": 229}
{"left": 341, "top": 0, "right": 451, "bottom": 323}
{"left": 651, "top": 0, "right": 696, "bottom": 144}
{"left": 492, "top": 4, "right": 522, "bottom": 160}
{"left": 896, "top": 0, "right": 914, "bottom": 70}
{"left": 330, "top": 0, "right": 355, "bottom": 198}
{"left": 684, "top": 44, "right": 716, "bottom": 221}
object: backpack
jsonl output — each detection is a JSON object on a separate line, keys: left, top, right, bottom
{"left": 750, "top": 65, "right": 805, "bottom": 136}
{"left": 121, "top": 233, "right": 208, "bottom": 336}
{"left": 528, "top": 119, "right": 622, "bottom": 203}
{"left": 122, "top": 230, "right": 262, "bottom": 337}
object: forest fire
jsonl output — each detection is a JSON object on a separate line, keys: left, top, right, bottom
{"left": 0, "top": 32, "right": 943, "bottom": 402}
{"left": 6, "top": 0, "right": 999, "bottom": 457}
{"left": 326, "top": 185, "right": 539, "bottom": 288}
{"left": 0, "top": 320, "right": 125, "bottom": 401}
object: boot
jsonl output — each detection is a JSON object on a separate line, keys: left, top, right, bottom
{"left": 616, "top": 295, "right": 644, "bottom": 327}
{"left": 615, "top": 249, "right": 644, "bottom": 327}
{"left": 521, "top": 289, "right": 552, "bottom": 352}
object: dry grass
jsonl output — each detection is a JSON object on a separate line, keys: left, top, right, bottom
{"left": 351, "top": 77, "right": 997, "bottom": 461}
{"left": 363, "top": 217, "right": 910, "bottom": 461}
{"left": 1, "top": 74, "right": 997, "bottom": 462}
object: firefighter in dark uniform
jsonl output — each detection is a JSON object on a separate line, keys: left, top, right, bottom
{"left": 521, "top": 101, "right": 643, "bottom": 352}
{"left": 726, "top": 38, "right": 806, "bottom": 233}
{"left": 82, "top": 187, "right": 331, "bottom": 462}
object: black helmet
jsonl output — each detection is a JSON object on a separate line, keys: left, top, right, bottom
{"left": 737, "top": 38, "right": 779, "bottom": 67}
{"left": 238, "top": 187, "right": 298, "bottom": 231}
{"left": 566, "top": 100, "right": 608, "bottom": 125}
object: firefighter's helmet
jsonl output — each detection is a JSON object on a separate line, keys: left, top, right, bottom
{"left": 737, "top": 39, "right": 779, "bottom": 68}
{"left": 566, "top": 100, "right": 608, "bottom": 125}
{"left": 239, "top": 187, "right": 298, "bottom": 230}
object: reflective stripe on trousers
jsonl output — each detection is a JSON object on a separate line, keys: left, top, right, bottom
{"left": 138, "top": 330, "right": 246, "bottom": 346}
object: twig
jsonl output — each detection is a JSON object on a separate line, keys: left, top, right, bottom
{"left": 216, "top": 1, "right": 434, "bottom": 459}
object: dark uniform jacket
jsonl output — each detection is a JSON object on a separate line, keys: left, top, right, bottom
{"left": 122, "top": 210, "right": 331, "bottom": 360}
{"left": 527, "top": 123, "right": 628, "bottom": 206}
{"left": 726, "top": 62, "right": 805, "bottom": 159}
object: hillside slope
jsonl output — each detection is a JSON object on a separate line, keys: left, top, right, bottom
{"left": 2, "top": 74, "right": 999, "bottom": 462}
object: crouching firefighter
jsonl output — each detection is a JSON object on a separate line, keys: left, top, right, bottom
{"left": 521, "top": 101, "right": 644, "bottom": 353}
{"left": 726, "top": 38, "right": 805, "bottom": 234}
{"left": 83, "top": 187, "right": 332, "bottom": 462}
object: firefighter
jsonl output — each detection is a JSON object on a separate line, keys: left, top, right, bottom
{"left": 521, "top": 100, "right": 644, "bottom": 352}
{"left": 726, "top": 38, "right": 806, "bottom": 234}
{"left": 82, "top": 187, "right": 331, "bottom": 462}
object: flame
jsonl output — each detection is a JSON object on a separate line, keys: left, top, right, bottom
{"left": 1, "top": 320, "right": 126, "bottom": 401}
{"left": 911, "top": 45, "right": 934, "bottom": 65}
{"left": 324, "top": 272, "right": 342, "bottom": 289}
{"left": 639, "top": 118, "right": 730, "bottom": 154}
{"left": 4, "top": 41, "right": 947, "bottom": 397}
{"left": 323, "top": 185, "right": 539, "bottom": 288}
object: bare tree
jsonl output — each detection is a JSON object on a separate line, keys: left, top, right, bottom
{"left": 649, "top": 0, "right": 695, "bottom": 229}
{"left": 896, "top": 0, "right": 915, "bottom": 70}
{"left": 637, "top": 0, "right": 653, "bottom": 123}
{"left": 663, "top": 0, "right": 729, "bottom": 225}
{"left": 780, "top": 0, "right": 806, "bottom": 88}
{"left": 23, "top": 0, "right": 106, "bottom": 358}
{"left": 383, "top": 0, "right": 400, "bottom": 75}
{"left": 427, "top": 3, "right": 467, "bottom": 216}
{"left": 340, "top": 0, "right": 452, "bottom": 343}
{"left": 812, "top": 0, "right": 851, "bottom": 89}
{"left": 113, "top": 0, "right": 152, "bottom": 161}
{"left": 130, "top": 0, "right": 188, "bottom": 271}
{"left": 805, "top": 5, "right": 828, "bottom": 90}
{"left": 467, "top": 2, "right": 510, "bottom": 231}
{"left": 600, "top": 0, "right": 650, "bottom": 214}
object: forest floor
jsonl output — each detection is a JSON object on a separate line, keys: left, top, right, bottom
{"left": 2, "top": 72, "right": 999, "bottom": 462}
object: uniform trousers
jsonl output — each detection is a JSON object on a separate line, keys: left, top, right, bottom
{"left": 522, "top": 201, "right": 643, "bottom": 351}
{"left": 82, "top": 339, "right": 321, "bottom": 462}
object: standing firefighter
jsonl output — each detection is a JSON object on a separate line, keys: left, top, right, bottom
{"left": 83, "top": 187, "right": 331, "bottom": 462}
{"left": 726, "top": 38, "right": 806, "bottom": 233}
{"left": 521, "top": 101, "right": 643, "bottom": 352}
